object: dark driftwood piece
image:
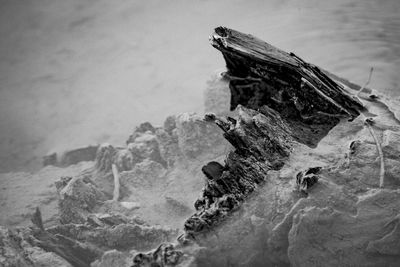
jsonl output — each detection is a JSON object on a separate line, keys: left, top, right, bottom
{"left": 182, "top": 27, "right": 364, "bottom": 238}
{"left": 30, "top": 208, "right": 101, "bottom": 267}
{"left": 184, "top": 106, "right": 293, "bottom": 235}
{"left": 210, "top": 26, "right": 363, "bottom": 147}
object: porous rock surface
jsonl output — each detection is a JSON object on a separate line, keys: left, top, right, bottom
{"left": 0, "top": 226, "right": 72, "bottom": 267}
{"left": 0, "top": 68, "right": 233, "bottom": 266}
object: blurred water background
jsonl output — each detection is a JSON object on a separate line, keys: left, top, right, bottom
{"left": 0, "top": 0, "right": 399, "bottom": 173}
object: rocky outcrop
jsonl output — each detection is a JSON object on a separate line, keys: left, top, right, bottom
{"left": 91, "top": 250, "right": 130, "bottom": 267}
{"left": 0, "top": 226, "right": 72, "bottom": 267}
{"left": 132, "top": 243, "right": 184, "bottom": 267}
{"left": 45, "top": 214, "right": 175, "bottom": 251}
{"left": 18, "top": 205, "right": 177, "bottom": 267}
{"left": 0, "top": 162, "right": 94, "bottom": 227}
{"left": 55, "top": 176, "right": 106, "bottom": 224}
{"left": 295, "top": 167, "right": 321, "bottom": 194}
{"left": 287, "top": 190, "right": 400, "bottom": 267}
{"left": 94, "top": 114, "right": 229, "bottom": 175}
{"left": 127, "top": 130, "right": 167, "bottom": 168}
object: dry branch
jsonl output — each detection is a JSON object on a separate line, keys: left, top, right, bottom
{"left": 111, "top": 164, "right": 120, "bottom": 202}
{"left": 354, "top": 67, "right": 385, "bottom": 188}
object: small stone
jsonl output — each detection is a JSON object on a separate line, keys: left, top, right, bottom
{"left": 296, "top": 167, "right": 321, "bottom": 193}
{"left": 120, "top": 201, "right": 140, "bottom": 210}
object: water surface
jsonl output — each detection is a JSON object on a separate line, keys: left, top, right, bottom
{"left": 0, "top": 0, "right": 399, "bottom": 172}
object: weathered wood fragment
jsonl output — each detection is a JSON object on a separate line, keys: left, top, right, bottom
{"left": 30, "top": 208, "right": 101, "bottom": 267}
{"left": 185, "top": 105, "right": 293, "bottom": 235}
{"left": 210, "top": 26, "right": 364, "bottom": 147}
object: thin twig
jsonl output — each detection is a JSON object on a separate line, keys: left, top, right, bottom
{"left": 357, "top": 67, "right": 373, "bottom": 97}
{"left": 111, "top": 164, "right": 120, "bottom": 202}
{"left": 365, "top": 120, "right": 385, "bottom": 188}
{"left": 354, "top": 68, "right": 385, "bottom": 188}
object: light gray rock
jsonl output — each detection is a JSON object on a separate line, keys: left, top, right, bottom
{"left": 56, "top": 176, "right": 106, "bottom": 224}
{"left": 91, "top": 250, "right": 130, "bottom": 267}
{"left": 175, "top": 112, "right": 229, "bottom": 159}
{"left": 288, "top": 190, "right": 400, "bottom": 267}
{"left": 0, "top": 226, "right": 72, "bottom": 267}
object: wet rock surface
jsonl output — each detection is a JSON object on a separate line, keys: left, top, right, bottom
{"left": 132, "top": 243, "right": 183, "bottom": 267}
{"left": 56, "top": 176, "right": 106, "bottom": 224}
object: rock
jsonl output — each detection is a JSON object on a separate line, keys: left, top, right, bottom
{"left": 0, "top": 162, "right": 93, "bottom": 227}
{"left": 27, "top": 248, "right": 73, "bottom": 267}
{"left": 175, "top": 112, "right": 229, "bottom": 159}
{"left": 114, "top": 149, "right": 136, "bottom": 172}
{"left": 156, "top": 128, "right": 180, "bottom": 167}
{"left": 43, "top": 216, "right": 176, "bottom": 258}
{"left": 269, "top": 177, "right": 358, "bottom": 263}
{"left": 94, "top": 140, "right": 162, "bottom": 173}
{"left": 156, "top": 116, "right": 180, "bottom": 167}
{"left": 287, "top": 190, "right": 400, "bottom": 266}
{"left": 366, "top": 214, "right": 400, "bottom": 256}
{"left": 96, "top": 113, "right": 229, "bottom": 173}
{"left": 91, "top": 250, "right": 130, "bottom": 267}
{"left": 132, "top": 243, "right": 183, "bottom": 267}
{"left": 95, "top": 143, "right": 117, "bottom": 173}
{"left": 0, "top": 226, "right": 71, "bottom": 267}
{"left": 338, "top": 137, "right": 400, "bottom": 190}
{"left": 56, "top": 176, "right": 106, "bottom": 224}
{"left": 295, "top": 167, "right": 321, "bottom": 194}
{"left": 119, "top": 159, "right": 166, "bottom": 188}
{"left": 382, "top": 130, "right": 400, "bottom": 159}
{"left": 126, "top": 122, "right": 156, "bottom": 144}
{"left": 0, "top": 221, "right": 173, "bottom": 267}
{"left": 94, "top": 126, "right": 169, "bottom": 172}
{"left": 163, "top": 115, "right": 177, "bottom": 135}
{"left": 87, "top": 224, "right": 176, "bottom": 251}
{"left": 93, "top": 213, "right": 130, "bottom": 226}
{"left": 127, "top": 132, "right": 167, "bottom": 167}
